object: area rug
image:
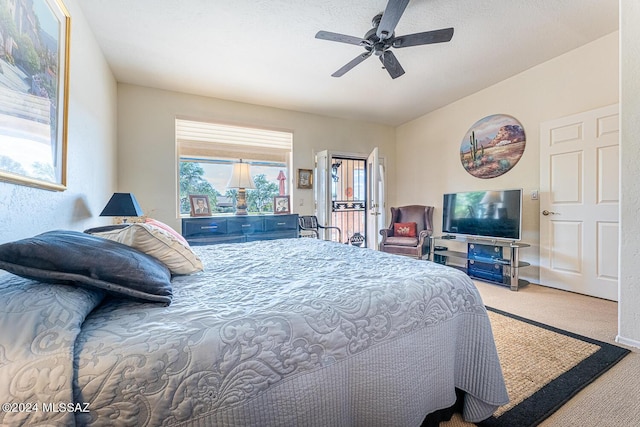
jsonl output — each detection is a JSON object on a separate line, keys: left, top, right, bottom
{"left": 474, "top": 306, "right": 631, "bottom": 427}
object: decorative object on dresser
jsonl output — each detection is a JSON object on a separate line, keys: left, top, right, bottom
{"left": 100, "top": 192, "right": 144, "bottom": 223}
{"left": 298, "top": 215, "right": 342, "bottom": 242}
{"left": 379, "top": 205, "right": 434, "bottom": 259}
{"left": 227, "top": 160, "right": 256, "bottom": 215}
{"left": 296, "top": 168, "right": 313, "bottom": 189}
{"left": 182, "top": 214, "right": 299, "bottom": 245}
{"left": 274, "top": 195, "right": 290, "bottom": 214}
{"left": 189, "top": 194, "right": 211, "bottom": 217}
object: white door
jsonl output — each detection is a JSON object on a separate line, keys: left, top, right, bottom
{"left": 314, "top": 150, "right": 331, "bottom": 240}
{"left": 539, "top": 104, "right": 619, "bottom": 301}
{"left": 366, "top": 147, "right": 386, "bottom": 249}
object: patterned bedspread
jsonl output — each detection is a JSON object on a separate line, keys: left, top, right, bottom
{"left": 0, "top": 238, "right": 508, "bottom": 426}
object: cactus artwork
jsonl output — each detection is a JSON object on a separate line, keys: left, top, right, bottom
{"left": 469, "top": 131, "right": 485, "bottom": 163}
{"left": 460, "top": 114, "right": 527, "bottom": 179}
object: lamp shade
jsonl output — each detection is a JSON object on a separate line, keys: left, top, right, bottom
{"left": 100, "top": 193, "right": 144, "bottom": 217}
{"left": 227, "top": 161, "right": 256, "bottom": 189}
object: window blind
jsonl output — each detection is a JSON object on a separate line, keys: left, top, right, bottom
{"left": 176, "top": 119, "right": 292, "bottom": 163}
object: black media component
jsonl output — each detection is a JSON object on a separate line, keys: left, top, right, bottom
{"left": 433, "top": 246, "right": 448, "bottom": 265}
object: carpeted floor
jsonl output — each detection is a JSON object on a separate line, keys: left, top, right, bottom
{"left": 444, "top": 305, "right": 630, "bottom": 427}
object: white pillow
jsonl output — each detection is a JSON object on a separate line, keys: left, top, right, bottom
{"left": 91, "top": 223, "right": 203, "bottom": 275}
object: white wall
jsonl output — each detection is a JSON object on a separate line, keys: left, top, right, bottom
{"left": 618, "top": 0, "right": 640, "bottom": 346}
{"left": 0, "top": 0, "right": 117, "bottom": 243}
{"left": 395, "top": 32, "right": 619, "bottom": 284}
{"left": 116, "top": 84, "right": 396, "bottom": 232}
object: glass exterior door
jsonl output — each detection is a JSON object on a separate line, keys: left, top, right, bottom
{"left": 329, "top": 156, "right": 366, "bottom": 245}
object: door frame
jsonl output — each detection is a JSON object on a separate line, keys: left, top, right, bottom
{"left": 314, "top": 149, "right": 386, "bottom": 247}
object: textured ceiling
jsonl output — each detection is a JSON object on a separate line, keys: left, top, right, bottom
{"left": 79, "top": 0, "right": 618, "bottom": 126}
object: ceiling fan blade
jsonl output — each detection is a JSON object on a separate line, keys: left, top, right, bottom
{"left": 392, "top": 27, "right": 454, "bottom": 48}
{"left": 316, "top": 30, "right": 365, "bottom": 46}
{"left": 377, "top": 0, "right": 410, "bottom": 40}
{"left": 332, "top": 51, "right": 372, "bottom": 77}
{"left": 379, "top": 51, "right": 405, "bottom": 79}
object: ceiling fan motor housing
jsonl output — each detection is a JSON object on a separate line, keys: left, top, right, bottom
{"left": 364, "top": 26, "right": 392, "bottom": 56}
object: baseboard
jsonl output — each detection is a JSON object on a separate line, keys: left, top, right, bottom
{"left": 615, "top": 335, "right": 640, "bottom": 349}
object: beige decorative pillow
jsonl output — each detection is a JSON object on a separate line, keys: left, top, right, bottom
{"left": 90, "top": 223, "right": 203, "bottom": 275}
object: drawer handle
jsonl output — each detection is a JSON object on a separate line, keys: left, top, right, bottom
{"left": 277, "top": 222, "right": 286, "bottom": 226}
{"left": 201, "top": 226, "right": 218, "bottom": 230}
{"left": 241, "top": 224, "right": 252, "bottom": 228}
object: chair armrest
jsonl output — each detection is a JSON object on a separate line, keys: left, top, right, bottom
{"left": 418, "top": 230, "right": 432, "bottom": 252}
{"left": 320, "top": 225, "right": 342, "bottom": 243}
{"left": 327, "top": 226, "right": 341, "bottom": 243}
{"left": 418, "top": 229, "right": 431, "bottom": 241}
{"left": 298, "top": 223, "right": 319, "bottom": 239}
{"left": 379, "top": 228, "right": 392, "bottom": 243}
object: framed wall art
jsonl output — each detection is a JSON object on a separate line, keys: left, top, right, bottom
{"left": 190, "top": 195, "right": 211, "bottom": 216}
{"left": 460, "top": 114, "right": 526, "bottom": 179}
{"left": 296, "top": 168, "right": 313, "bottom": 189}
{"left": 0, "top": 0, "right": 71, "bottom": 191}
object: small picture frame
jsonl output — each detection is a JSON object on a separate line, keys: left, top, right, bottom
{"left": 274, "top": 195, "right": 290, "bottom": 214}
{"left": 189, "top": 195, "right": 211, "bottom": 217}
{"left": 297, "top": 169, "right": 313, "bottom": 189}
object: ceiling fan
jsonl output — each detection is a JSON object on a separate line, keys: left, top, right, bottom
{"left": 315, "top": 0, "right": 454, "bottom": 79}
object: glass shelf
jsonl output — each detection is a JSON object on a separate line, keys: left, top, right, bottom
{"left": 430, "top": 236, "right": 530, "bottom": 291}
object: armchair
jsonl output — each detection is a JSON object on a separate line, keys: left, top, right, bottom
{"left": 379, "top": 205, "right": 434, "bottom": 259}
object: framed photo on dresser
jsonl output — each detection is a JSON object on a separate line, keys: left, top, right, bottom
{"left": 274, "top": 195, "right": 290, "bottom": 214}
{"left": 189, "top": 195, "right": 211, "bottom": 216}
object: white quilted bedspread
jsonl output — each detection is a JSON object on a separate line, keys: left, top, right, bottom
{"left": 1, "top": 238, "right": 508, "bottom": 426}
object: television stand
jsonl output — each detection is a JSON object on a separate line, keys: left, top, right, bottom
{"left": 429, "top": 236, "right": 530, "bottom": 291}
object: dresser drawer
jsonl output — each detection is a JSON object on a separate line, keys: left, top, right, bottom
{"left": 182, "top": 214, "right": 298, "bottom": 245}
{"left": 264, "top": 215, "right": 297, "bottom": 231}
{"left": 250, "top": 230, "right": 298, "bottom": 241}
{"left": 182, "top": 217, "right": 227, "bottom": 238}
{"left": 187, "top": 235, "right": 245, "bottom": 246}
{"left": 227, "top": 216, "right": 263, "bottom": 234}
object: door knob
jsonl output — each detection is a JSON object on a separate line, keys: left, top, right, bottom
{"left": 542, "top": 210, "right": 558, "bottom": 216}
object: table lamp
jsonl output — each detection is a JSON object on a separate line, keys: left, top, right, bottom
{"left": 227, "top": 160, "right": 256, "bottom": 215}
{"left": 100, "top": 192, "right": 144, "bottom": 223}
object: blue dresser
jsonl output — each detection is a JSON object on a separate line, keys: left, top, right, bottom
{"left": 181, "top": 214, "right": 299, "bottom": 245}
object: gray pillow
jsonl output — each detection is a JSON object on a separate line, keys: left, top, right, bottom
{"left": 0, "top": 230, "right": 172, "bottom": 305}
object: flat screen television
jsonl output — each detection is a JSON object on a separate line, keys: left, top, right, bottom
{"left": 442, "top": 189, "right": 522, "bottom": 241}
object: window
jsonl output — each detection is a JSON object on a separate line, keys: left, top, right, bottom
{"left": 176, "top": 119, "right": 292, "bottom": 215}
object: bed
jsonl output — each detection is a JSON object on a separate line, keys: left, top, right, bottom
{"left": 0, "top": 228, "right": 508, "bottom": 426}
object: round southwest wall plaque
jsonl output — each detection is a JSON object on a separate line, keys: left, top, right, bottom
{"left": 460, "top": 114, "right": 526, "bottom": 179}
